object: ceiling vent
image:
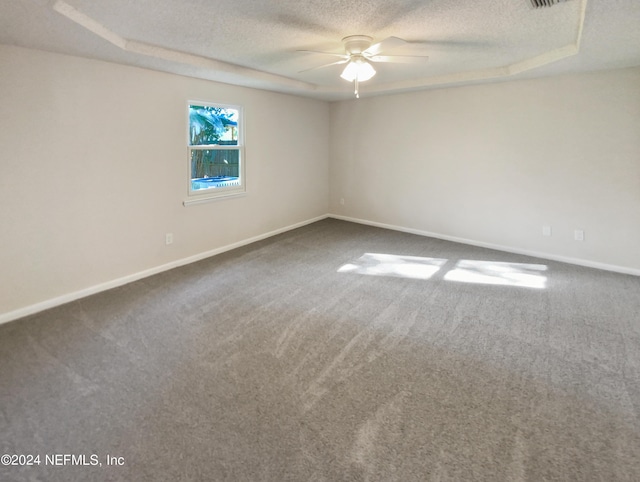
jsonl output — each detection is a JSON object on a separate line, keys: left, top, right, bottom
{"left": 529, "top": 0, "right": 570, "bottom": 8}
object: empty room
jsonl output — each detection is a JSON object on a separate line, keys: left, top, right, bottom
{"left": 1, "top": 0, "right": 640, "bottom": 480}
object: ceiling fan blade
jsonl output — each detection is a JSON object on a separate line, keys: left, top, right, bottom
{"left": 364, "top": 36, "right": 407, "bottom": 56}
{"left": 368, "top": 54, "right": 429, "bottom": 64}
{"left": 296, "top": 50, "right": 347, "bottom": 59}
{"left": 298, "top": 58, "right": 349, "bottom": 73}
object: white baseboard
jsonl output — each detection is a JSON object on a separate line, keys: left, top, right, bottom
{"left": 0, "top": 214, "right": 328, "bottom": 326}
{"left": 329, "top": 214, "right": 640, "bottom": 277}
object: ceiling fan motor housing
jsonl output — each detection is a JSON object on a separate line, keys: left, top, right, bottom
{"left": 342, "top": 35, "right": 373, "bottom": 55}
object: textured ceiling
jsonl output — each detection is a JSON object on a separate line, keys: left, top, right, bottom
{"left": 1, "top": 0, "right": 639, "bottom": 100}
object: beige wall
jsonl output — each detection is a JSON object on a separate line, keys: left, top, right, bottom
{"left": 0, "top": 45, "right": 329, "bottom": 319}
{"left": 2, "top": 44, "right": 639, "bottom": 322}
{"left": 329, "top": 68, "right": 640, "bottom": 272}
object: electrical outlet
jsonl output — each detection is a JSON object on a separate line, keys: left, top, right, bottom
{"left": 542, "top": 226, "right": 552, "bottom": 237}
{"left": 166, "top": 233, "right": 173, "bottom": 245}
{"left": 340, "top": 198, "right": 345, "bottom": 206}
{"left": 574, "top": 229, "right": 584, "bottom": 242}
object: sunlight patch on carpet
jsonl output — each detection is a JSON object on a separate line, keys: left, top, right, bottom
{"left": 337, "top": 253, "right": 447, "bottom": 280}
{"left": 339, "top": 254, "right": 548, "bottom": 288}
{"left": 444, "top": 260, "right": 548, "bottom": 289}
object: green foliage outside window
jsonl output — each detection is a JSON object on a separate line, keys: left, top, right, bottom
{"left": 189, "top": 105, "right": 240, "bottom": 182}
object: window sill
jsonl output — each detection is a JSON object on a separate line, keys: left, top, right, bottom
{"left": 183, "top": 191, "right": 246, "bottom": 206}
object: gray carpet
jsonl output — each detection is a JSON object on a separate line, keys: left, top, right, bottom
{"left": 1, "top": 218, "right": 639, "bottom": 481}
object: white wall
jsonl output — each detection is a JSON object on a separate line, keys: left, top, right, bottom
{"left": 329, "top": 68, "right": 640, "bottom": 272}
{"left": 0, "top": 45, "right": 329, "bottom": 320}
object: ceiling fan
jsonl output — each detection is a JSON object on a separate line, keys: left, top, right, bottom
{"left": 298, "top": 35, "right": 429, "bottom": 97}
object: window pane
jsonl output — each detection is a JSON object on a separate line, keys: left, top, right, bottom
{"left": 190, "top": 149, "right": 240, "bottom": 191}
{"left": 189, "top": 105, "right": 239, "bottom": 146}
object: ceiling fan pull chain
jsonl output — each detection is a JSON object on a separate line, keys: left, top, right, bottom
{"left": 355, "top": 77, "right": 359, "bottom": 98}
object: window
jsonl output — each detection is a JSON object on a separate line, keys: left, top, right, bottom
{"left": 185, "top": 102, "right": 244, "bottom": 203}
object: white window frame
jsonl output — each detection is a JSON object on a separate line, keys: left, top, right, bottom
{"left": 184, "top": 101, "right": 245, "bottom": 206}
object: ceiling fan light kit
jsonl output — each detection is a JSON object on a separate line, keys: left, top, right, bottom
{"left": 340, "top": 56, "right": 376, "bottom": 98}
{"left": 340, "top": 58, "right": 376, "bottom": 82}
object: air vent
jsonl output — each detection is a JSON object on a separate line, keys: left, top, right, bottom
{"left": 529, "top": 0, "right": 570, "bottom": 8}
